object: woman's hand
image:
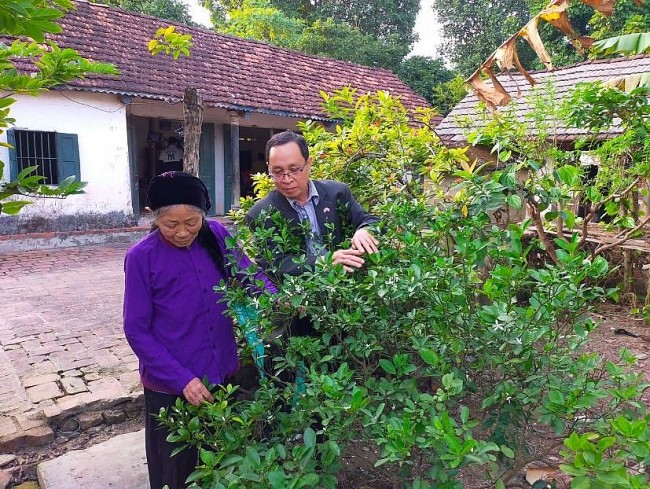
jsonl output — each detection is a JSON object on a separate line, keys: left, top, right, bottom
{"left": 183, "top": 377, "right": 213, "bottom": 406}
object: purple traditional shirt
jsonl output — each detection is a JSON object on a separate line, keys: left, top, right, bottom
{"left": 123, "top": 219, "right": 276, "bottom": 395}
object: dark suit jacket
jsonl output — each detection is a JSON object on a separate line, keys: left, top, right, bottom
{"left": 245, "top": 180, "right": 379, "bottom": 277}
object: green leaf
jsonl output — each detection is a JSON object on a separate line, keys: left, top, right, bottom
{"left": 590, "top": 256, "right": 608, "bottom": 277}
{"left": 245, "top": 446, "right": 261, "bottom": 468}
{"left": 505, "top": 194, "right": 522, "bottom": 209}
{"left": 500, "top": 445, "right": 515, "bottom": 458}
{"left": 557, "top": 165, "right": 579, "bottom": 186}
{"left": 595, "top": 469, "right": 629, "bottom": 485}
{"left": 268, "top": 470, "right": 287, "bottom": 488}
{"left": 419, "top": 349, "right": 439, "bottom": 366}
{"left": 297, "top": 473, "right": 319, "bottom": 487}
{"left": 379, "top": 358, "right": 396, "bottom": 375}
{"left": 199, "top": 448, "right": 216, "bottom": 466}
{"left": 16, "top": 165, "right": 40, "bottom": 181}
{"left": 303, "top": 427, "right": 316, "bottom": 448}
{"left": 571, "top": 475, "right": 591, "bottom": 489}
{"left": 593, "top": 32, "right": 650, "bottom": 55}
{"left": 1, "top": 200, "right": 31, "bottom": 215}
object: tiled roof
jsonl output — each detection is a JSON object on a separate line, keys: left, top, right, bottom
{"left": 436, "top": 55, "right": 650, "bottom": 143}
{"left": 44, "top": 0, "right": 429, "bottom": 121}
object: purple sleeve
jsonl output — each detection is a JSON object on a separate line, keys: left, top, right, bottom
{"left": 122, "top": 249, "right": 196, "bottom": 394}
{"left": 209, "top": 220, "right": 278, "bottom": 295}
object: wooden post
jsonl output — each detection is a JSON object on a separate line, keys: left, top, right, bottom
{"left": 229, "top": 111, "right": 241, "bottom": 209}
{"left": 183, "top": 87, "right": 204, "bottom": 177}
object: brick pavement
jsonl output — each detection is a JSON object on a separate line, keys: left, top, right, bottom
{"left": 0, "top": 242, "right": 143, "bottom": 451}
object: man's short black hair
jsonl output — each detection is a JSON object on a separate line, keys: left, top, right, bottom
{"left": 265, "top": 130, "right": 309, "bottom": 163}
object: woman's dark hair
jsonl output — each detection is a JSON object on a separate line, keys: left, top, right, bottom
{"left": 265, "top": 130, "right": 309, "bottom": 162}
{"left": 197, "top": 220, "right": 227, "bottom": 277}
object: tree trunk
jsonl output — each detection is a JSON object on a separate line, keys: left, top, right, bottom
{"left": 623, "top": 248, "right": 633, "bottom": 299}
{"left": 643, "top": 268, "right": 650, "bottom": 306}
{"left": 183, "top": 87, "right": 204, "bottom": 177}
{"left": 528, "top": 202, "right": 557, "bottom": 264}
{"left": 620, "top": 203, "right": 633, "bottom": 297}
{"left": 639, "top": 179, "right": 650, "bottom": 216}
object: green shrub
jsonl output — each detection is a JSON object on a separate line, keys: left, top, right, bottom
{"left": 159, "top": 90, "right": 649, "bottom": 488}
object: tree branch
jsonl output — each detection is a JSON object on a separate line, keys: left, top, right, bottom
{"left": 594, "top": 214, "right": 650, "bottom": 256}
{"left": 528, "top": 202, "right": 558, "bottom": 264}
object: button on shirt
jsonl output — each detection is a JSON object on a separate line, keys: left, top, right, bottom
{"left": 288, "top": 180, "right": 324, "bottom": 256}
{"left": 123, "top": 220, "right": 276, "bottom": 395}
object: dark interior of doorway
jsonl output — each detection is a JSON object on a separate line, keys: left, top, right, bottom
{"left": 238, "top": 126, "right": 272, "bottom": 198}
{"left": 131, "top": 118, "right": 273, "bottom": 211}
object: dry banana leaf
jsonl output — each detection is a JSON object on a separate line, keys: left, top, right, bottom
{"left": 580, "top": 0, "right": 615, "bottom": 15}
{"left": 467, "top": 68, "right": 512, "bottom": 108}
{"left": 520, "top": 16, "right": 553, "bottom": 70}
{"left": 540, "top": 0, "right": 593, "bottom": 53}
{"left": 605, "top": 72, "right": 650, "bottom": 92}
{"left": 494, "top": 36, "right": 537, "bottom": 86}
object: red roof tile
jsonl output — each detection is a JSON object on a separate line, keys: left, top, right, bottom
{"left": 436, "top": 55, "right": 650, "bottom": 143}
{"left": 46, "top": 0, "right": 429, "bottom": 120}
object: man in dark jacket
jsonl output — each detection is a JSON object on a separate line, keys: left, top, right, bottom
{"left": 246, "top": 130, "right": 379, "bottom": 278}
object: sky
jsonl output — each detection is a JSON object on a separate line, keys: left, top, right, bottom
{"left": 180, "top": 0, "right": 443, "bottom": 58}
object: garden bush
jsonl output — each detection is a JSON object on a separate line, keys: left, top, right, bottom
{"left": 158, "top": 89, "right": 649, "bottom": 488}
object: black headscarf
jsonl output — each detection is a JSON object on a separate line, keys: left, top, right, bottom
{"left": 147, "top": 171, "right": 211, "bottom": 212}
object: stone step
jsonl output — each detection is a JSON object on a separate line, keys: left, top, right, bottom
{"left": 37, "top": 430, "right": 148, "bottom": 489}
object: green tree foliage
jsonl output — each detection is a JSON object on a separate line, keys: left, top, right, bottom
{"left": 588, "top": 0, "right": 650, "bottom": 41}
{"left": 201, "top": 0, "right": 418, "bottom": 72}
{"left": 432, "top": 0, "right": 534, "bottom": 76}
{"left": 89, "top": 0, "right": 194, "bottom": 24}
{"left": 272, "top": 0, "right": 420, "bottom": 46}
{"left": 396, "top": 56, "right": 463, "bottom": 114}
{"left": 297, "top": 19, "right": 408, "bottom": 72}
{"left": 430, "top": 75, "right": 468, "bottom": 116}
{"left": 240, "top": 0, "right": 420, "bottom": 46}
{"left": 0, "top": 0, "right": 118, "bottom": 214}
{"left": 210, "top": 0, "right": 305, "bottom": 48}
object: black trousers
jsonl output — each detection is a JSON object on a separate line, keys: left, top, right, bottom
{"left": 144, "top": 388, "right": 198, "bottom": 489}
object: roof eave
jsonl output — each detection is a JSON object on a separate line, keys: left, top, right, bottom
{"left": 62, "top": 86, "right": 333, "bottom": 122}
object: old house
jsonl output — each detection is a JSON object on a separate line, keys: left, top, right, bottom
{"left": 437, "top": 54, "right": 650, "bottom": 151}
{"left": 0, "top": 0, "right": 428, "bottom": 235}
{"left": 435, "top": 54, "right": 650, "bottom": 223}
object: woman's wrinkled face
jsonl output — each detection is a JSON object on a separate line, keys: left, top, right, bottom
{"left": 155, "top": 205, "right": 203, "bottom": 248}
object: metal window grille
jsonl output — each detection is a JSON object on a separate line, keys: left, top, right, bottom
{"left": 14, "top": 130, "right": 59, "bottom": 184}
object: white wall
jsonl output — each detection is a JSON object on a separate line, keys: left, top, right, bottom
{"left": 0, "top": 90, "right": 132, "bottom": 218}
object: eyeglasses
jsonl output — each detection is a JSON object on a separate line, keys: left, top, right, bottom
{"left": 268, "top": 162, "right": 309, "bottom": 181}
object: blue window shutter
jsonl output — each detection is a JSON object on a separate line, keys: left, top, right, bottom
{"left": 7, "top": 129, "right": 17, "bottom": 180}
{"left": 55, "top": 133, "right": 80, "bottom": 182}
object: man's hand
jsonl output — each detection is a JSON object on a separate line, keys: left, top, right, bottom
{"left": 332, "top": 248, "right": 365, "bottom": 273}
{"left": 183, "top": 377, "right": 213, "bottom": 406}
{"left": 351, "top": 228, "right": 379, "bottom": 254}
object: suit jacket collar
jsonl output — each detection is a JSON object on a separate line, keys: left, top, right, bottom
{"left": 273, "top": 180, "right": 332, "bottom": 233}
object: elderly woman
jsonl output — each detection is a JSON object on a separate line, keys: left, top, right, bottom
{"left": 123, "top": 171, "right": 276, "bottom": 489}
